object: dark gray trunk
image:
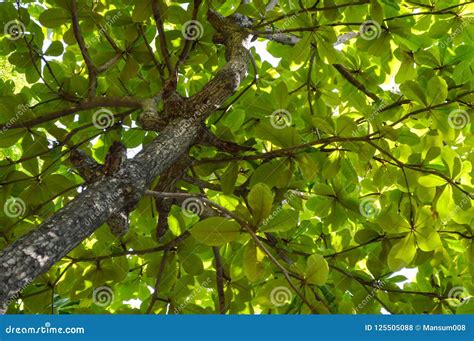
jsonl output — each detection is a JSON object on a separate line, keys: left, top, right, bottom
{"left": 0, "top": 9, "right": 249, "bottom": 312}
{"left": 0, "top": 118, "right": 200, "bottom": 310}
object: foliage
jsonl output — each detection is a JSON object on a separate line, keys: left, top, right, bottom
{"left": 0, "top": 0, "right": 473, "bottom": 314}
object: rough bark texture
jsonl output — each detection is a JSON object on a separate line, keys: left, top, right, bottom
{"left": 0, "top": 10, "right": 249, "bottom": 312}
{"left": 70, "top": 143, "right": 130, "bottom": 237}
{"left": 0, "top": 117, "right": 200, "bottom": 310}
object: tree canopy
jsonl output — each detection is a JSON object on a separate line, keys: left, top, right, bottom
{"left": 0, "top": 0, "right": 473, "bottom": 314}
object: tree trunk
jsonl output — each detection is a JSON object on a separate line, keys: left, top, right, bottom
{"left": 0, "top": 10, "right": 250, "bottom": 312}
{"left": 0, "top": 118, "right": 200, "bottom": 311}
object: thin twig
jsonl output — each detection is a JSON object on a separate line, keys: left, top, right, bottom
{"left": 152, "top": 0, "right": 173, "bottom": 74}
{"left": 146, "top": 250, "right": 169, "bottom": 314}
{"left": 213, "top": 247, "right": 226, "bottom": 314}
{"left": 70, "top": 0, "right": 98, "bottom": 97}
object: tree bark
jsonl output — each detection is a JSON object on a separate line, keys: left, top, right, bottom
{"left": 0, "top": 118, "right": 199, "bottom": 311}
{"left": 0, "top": 10, "right": 249, "bottom": 312}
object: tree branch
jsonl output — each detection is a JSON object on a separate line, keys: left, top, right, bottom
{"left": 333, "top": 64, "right": 380, "bottom": 102}
{"left": 0, "top": 8, "right": 252, "bottom": 310}
{"left": 68, "top": 232, "right": 190, "bottom": 263}
{"left": 0, "top": 97, "right": 142, "bottom": 131}
{"left": 146, "top": 250, "right": 168, "bottom": 314}
{"left": 152, "top": 0, "right": 173, "bottom": 74}
{"left": 70, "top": 0, "right": 98, "bottom": 97}
{"left": 369, "top": 143, "right": 473, "bottom": 199}
{"left": 175, "top": 0, "right": 203, "bottom": 74}
{"left": 213, "top": 246, "right": 227, "bottom": 314}
{"left": 196, "top": 134, "right": 377, "bottom": 164}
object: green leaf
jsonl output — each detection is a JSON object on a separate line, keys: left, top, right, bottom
{"left": 0, "top": 129, "right": 24, "bottom": 148}
{"left": 322, "top": 151, "right": 342, "bottom": 179}
{"left": 190, "top": 217, "right": 241, "bottom": 246}
{"left": 436, "top": 185, "right": 456, "bottom": 221}
{"left": 260, "top": 208, "right": 299, "bottom": 232}
{"left": 414, "top": 50, "right": 439, "bottom": 67}
{"left": 306, "top": 254, "right": 329, "bottom": 286}
{"left": 221, "top": 162, "right": 239, "bottom": 195}
{"left": 388, "top": 233, "right": 417, "bottom": 271}
{"left": 418, "top": 174, "right": 446, "bottom": 187}
{"left": 355, "top": 228, "right": 380, "bottom": 244}
{"left": 243, "top": 240, "right": 265, "bottom": 282}
{"left": 400, "top": 80, "right": 427, "bottom": 106}
{"left": 132, "top": 0, "right": 152, "bottom": 22}
{"left": 255, "top": 122, "right": 301, "bottom": 148}
{"left": 39, "top": 8, "right": 70, "bottom": 28}
{"left": 273, "top": 82, "right": 288, "bottom": 109}
{"left": 415, "top": 226, "right": 441, "bottom": 252}
{"left": 370, "top": 0, "right": 384, "bottom": 25}
{"left": 45, "top": 41, "right": 64, "bottom": 56}
{"left": 249, "top": 159, "right": 292, "bottom": 189}
{"left": 248, "top": 183, "right": 274, "bottom": 225}
{"left": 380, "top": 0, "right": 399, "bottom": 10}
{"left": 312, "top": 183, "right": 335, "bottom": 196}
{"left": 180, "top": 254, "right": 204, "bottom": 276}
{"left": 217, "top": 0, "right": 240, "bottom": 16}
{"left": 312, "top": 116, "right": 335, "bottom": 134}
{"left": 469, "top": 241, "right": 474, "bottom": 277}
{"left": 426, "top": 76, "right": 447, "bottom": 105}
{"left": 424, "top": 146, "right": 441, "bottom": 163}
